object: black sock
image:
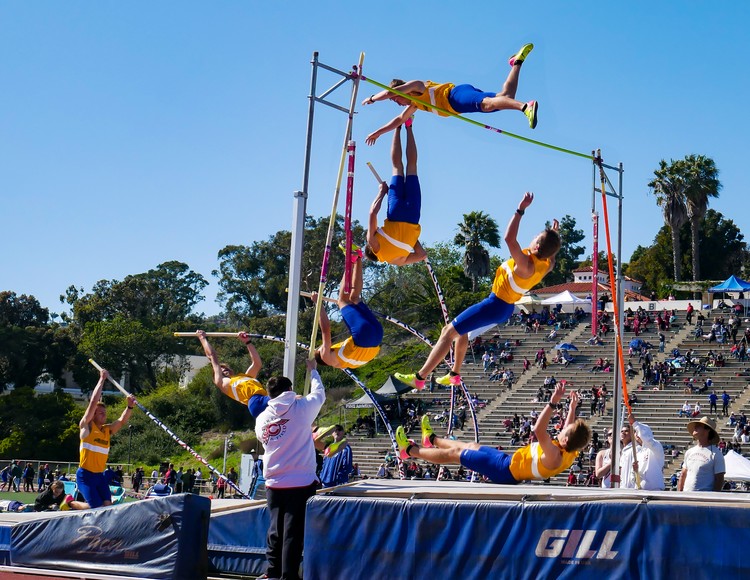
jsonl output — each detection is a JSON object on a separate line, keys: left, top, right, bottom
{"left": 416, "top": 372, "right": 424, "bottom": 381}
{"left": 449, "top": 371, "right": 459, "bottom": 377}
{"left": 521, "top": 103, "right": 528, "bottom": 112}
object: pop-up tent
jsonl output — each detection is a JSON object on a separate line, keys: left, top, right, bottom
{"left": 541, "top": 290, "right": 590, "bottom": 304}
{"left": 708, "top": 275, "right": 750, "bottom": 293}
{"left": 723, "top": 449, "right": 750, "bottom": 482}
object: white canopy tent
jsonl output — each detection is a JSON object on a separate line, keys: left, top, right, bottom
{"left": 540, "top": 290, "right": 592, "bottom": 313}
{"left": 723, "top": 450, "right": 750, "bottom": 482}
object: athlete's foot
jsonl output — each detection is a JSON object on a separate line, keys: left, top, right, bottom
{"left": 338, "top": 241, "right": 363, "bottom": 263}
{"left": 394, "top": 372, "right": 425, "bottom": 390}
{"left": 421, "top": 414, "right": 435, "bottom": 448}
{"left": 435, "top": 373, "right": 462, "bottom": 387}
{"left": 523, "top": 100, "right": 538, "bottom": 129}
{"left": 60, "top": 494, "right": 74, "bottom": 511}
{"left": 395, "top": 426, "right": 416, "bottom": 460}
{"left": 404, "top": 115, "right": 414, "bottom": 129}
{"left": 325, "top": 437, "right": 347, "bottom": 457}
{"left": 509, "top": 43, "right": 534, "bottom": 67}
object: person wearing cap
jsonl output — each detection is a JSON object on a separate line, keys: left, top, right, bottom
{"left": 678, "top": 416, "right": 725, "bottom": 492}
{"left": 619, "top": 413, "right": 665, "bottom": 490}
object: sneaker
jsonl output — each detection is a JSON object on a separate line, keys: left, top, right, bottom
{"left": 435, "top": 373, "right": 462, "bottom": 386}
{"left": 404, "top": 115, "right": 414, "bottom": 129}
{"left": 394, "top": 372, "right": 425, "bottom": 390}
{"left": 395, "top": 426, "right": 414, "bottom": 460}
{"left": 313, "top": 425, "right": 336, "bottom": 441}
{"left": 60, "top": 494, "right": 74, "bottom": 511}
{"left": 524, "top": 100, "right": 538, "bottom": 129}
{"left": 508, "top": 43, "right": 534, "bottom": 66}
{"left": 338, "top": 241, "right": 362, "bottom": 262}
{"left": 324, "top": 437, "right": 347, "bottom": 457}
{"left": 421, "top": 414, "right": 435, "bottom": 448}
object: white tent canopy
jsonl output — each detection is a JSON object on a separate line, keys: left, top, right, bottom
{"left": 541, "top": 290, "right": 590, "bottom": 305}
{"left": 723, "top": 449, "right": 750, "bottom": 482}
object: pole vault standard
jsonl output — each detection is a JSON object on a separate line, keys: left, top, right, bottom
{"left": 285, "top": 52, "right": 365, "bottom": 384}
{"left": 88, "top": 358, "right": 250, "bottom": 499}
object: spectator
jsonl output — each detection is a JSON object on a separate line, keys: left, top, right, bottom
{"left": 619, "top": 414, "right": 665, "bottom": 490}
{"left": 708, "top": 391, "right": 718, "bottom": 415}
{"left": 320, "top": 425, "right": 354, "bottom": 488}
{"left": 595, "top": 430, "right": 613, "bottom": 488}
{"left": 722, "top": 391, "right": 731, "bottom": 416}
{"left": 678, "top": 417, "right": 725, "bottom": 492}
{"left": 678, "top": 401, "right": 692, "bottom": 418}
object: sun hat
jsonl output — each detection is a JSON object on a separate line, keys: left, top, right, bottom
{"left": 686, "top": 416, "right": 720, "bottom": 445}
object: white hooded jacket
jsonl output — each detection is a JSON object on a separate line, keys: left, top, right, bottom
{"left": 255, "top": 370, "right": 325, "bottom": 489}
{"left": 620, "top": 421, "right": 665, "bottom": 490}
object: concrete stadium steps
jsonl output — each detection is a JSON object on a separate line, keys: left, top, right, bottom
{"left": 346, "top": 308, "right": 750, "bottom": 484}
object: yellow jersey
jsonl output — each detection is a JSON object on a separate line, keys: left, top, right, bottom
{"left": 331, "top": 337, "right": 380, "bottom": 369}
{"left": 408, "top": 81, "right": 456, "bottom": 117}
{"left": 227, "top": 375, "right": 267, "bottom": 405}
{"left": 373, "top": 220, "right": 421, "bottom": 263}
{"left": 492, "top": 250, "right": 552, "bottom": 303}
{"left": 509, "top": 440, "right": 577, "bottom": 481}
{"left": 80, "top": 423, "right": 111, "bottom": 473}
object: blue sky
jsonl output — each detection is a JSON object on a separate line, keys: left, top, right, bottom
{"left": 2, "top": 2, "right": 748, "bottom": 317}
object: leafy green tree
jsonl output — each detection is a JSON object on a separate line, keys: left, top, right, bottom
{"left": 214, "top": 215, "right": 367, "bottom": 322}
{"left": 0, "top": 292, "right": 75, "bottom": 391}
{"left": 63, "top": 262, "right": 208, "bottom": 392}
{"left": 543, "top": 216, "right": 585, "bottom": 286}
{"left": 649, "top": 159, "right": 689, "bottom": 281}
{"left": 454, "top": 211, "right": 500, "bottom": 292}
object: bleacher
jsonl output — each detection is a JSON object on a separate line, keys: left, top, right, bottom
{"left": 346, "top": 306, "right": 750, "bottom": 488}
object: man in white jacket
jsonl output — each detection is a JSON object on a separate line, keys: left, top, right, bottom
{"left": 255, "top": 359, "right": 325, "bottom": 580}
{"left": 619, "top": 412, "right": 665, "bottom": 490}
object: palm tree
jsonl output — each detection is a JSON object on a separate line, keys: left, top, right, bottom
{"left": 649, "top": 159, "right": 688, "bottom": 281}
{"left": 454, "top": 211, "right": 500, "bottom": 291}
{"left": 683, "top": 154, "right": 721, "bottom": 284}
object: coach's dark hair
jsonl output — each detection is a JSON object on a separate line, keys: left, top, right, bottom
{"left": 267, "top": 376, "right": 293, "bottom": 399}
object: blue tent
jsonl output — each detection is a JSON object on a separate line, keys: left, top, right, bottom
{"left": 708, "top": 275, "right": 750, "bottom": 293}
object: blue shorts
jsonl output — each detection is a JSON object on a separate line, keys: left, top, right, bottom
{"left": 248, "top": 394, "right": 270, "bottom": 418}
{"left": 460, "top": 446, "right": 518, "bottom": 485}
{"left": 448, "top": 84, "right": 497, "bottom": 114}
{"left": 452, "top": 293, "right": 514, "bottom": 336}
{"left": 341, "top": 302, "right": 383, "bottom": 348}
{"left": 388, "top": 175, "right": 421, "bottom": 224}
{"left": 76, "top": 467, "right": 112, "bottom": 508}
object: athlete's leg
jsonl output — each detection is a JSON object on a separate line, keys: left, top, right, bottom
{"left": 348, "top": 255, "right": 363, "bottom": 304}
{"left": 418, "top": 323, "right": 461, "bottom": 378}
{"left": 405, "top": 122, "right": 417, "bottom": 176}
{"left": 391, "top": 125, "right": 404, "bottom": 177}
{"left": 451, "top": 333, "right": 469, "bottom": 375}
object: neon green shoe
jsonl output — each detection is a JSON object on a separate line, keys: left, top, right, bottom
{"left": 338, "top": 241, "right": 362, "bottom": 262}
{"left": 395, "top": 426, "right": 414, "bottom": 460}
{"left": 435, "top": 373, "right": 462, "bottom": 386}
{"left": 524, "top": 100, "right": 538, "bottom": 129}
{"left": 509, "top": 43, "right": 534, "bottom": 66}
{"left": 421, "top": 414, "right": 435, "bottom": 448}
{"left": 395, "top": 372, "right": 425, "bottom": 390}
{"left": 325, "top": 437, "right": 347, "bottom": 457}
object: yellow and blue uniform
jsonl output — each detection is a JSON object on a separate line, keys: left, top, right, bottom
{"left": 330, "top": 302, "right": 383, "bottom": 369}
{"left": 460, "top": 440, "right": 576, "bottom": 485}
{"left": 330, "top": 337, "right": 380, "bottom": 369}
{"left": 407, "top": 82, "right": 497, "bottom": 116}
{"left": 373, "top": 221, "right": 421, "bottom": 263}
{"left": 373, "top": 174, "right": 422, "bottom": 263}
{"left": 409, "top": 81, "right": 456, "bottom": 116}
{"left": 492, "top": 251, "right": 551, "bottom": 303}
{"left": 77, "top": 422, "right": 112, "bottom": 507}
{"left": 453, "top": 250, "right": 551, "bottom": 336}
{"left": 227, "top": 375, "right": 269, "bottom": 418}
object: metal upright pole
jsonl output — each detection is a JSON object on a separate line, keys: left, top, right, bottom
{"left": 284, "top": 52, "right": 319, "bottom": 383}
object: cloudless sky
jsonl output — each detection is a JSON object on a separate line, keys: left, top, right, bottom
{"left": 2, "top": 2, "right": 748, "bottom": 317}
